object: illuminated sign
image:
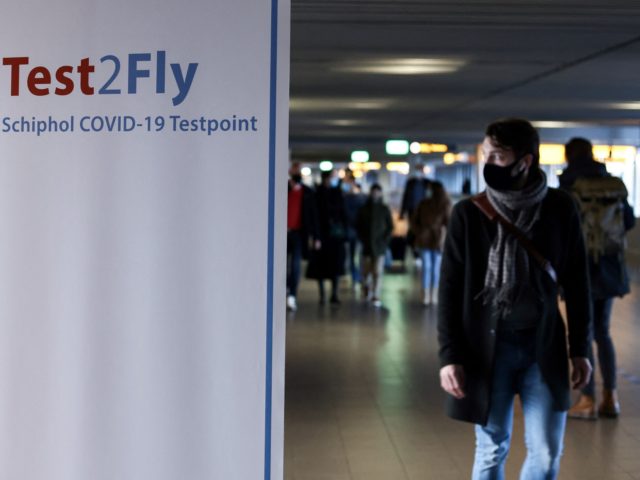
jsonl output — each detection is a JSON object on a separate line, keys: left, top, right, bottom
{"left": 385, "top": 140, "right": 409, "bottom": 155}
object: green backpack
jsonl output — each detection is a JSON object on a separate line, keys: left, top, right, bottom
{"left": 570, "top": 176, "right": 628, "bottom": 263}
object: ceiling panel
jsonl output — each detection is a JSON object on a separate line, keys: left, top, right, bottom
{"left": 290, "top": 1, "right": 640, "bottom": 158}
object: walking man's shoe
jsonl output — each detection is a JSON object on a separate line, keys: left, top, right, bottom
{"left": 598, "top": 389, "right": 620, "bottom": 418}
{"left": 568, "top": 394, "right": 597, "bottom": 420}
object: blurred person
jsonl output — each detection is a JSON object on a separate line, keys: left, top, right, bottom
{"left": 356, "top": 184, "right": 393, "bottom": 308}
{"left": 561, "top": 137, "right": 635, "bottom": 420}
{"left": 306, "top": 170, "right": 347, "bottom": 305}
{"left": 411, "top": 181, "right": 452, "bottom": 306}
{"left": 400, "top": 162, "right": 432, "bottom": 262}
{"left": 462, "top": 178, "right": 472, "bottom": 196}
{"left": 438, "top": 119, "right": 592, "bottom": 480}
{"left": 286, "top": 162, "right": 319, "bottom": 311}
{"left": 342, "top": 169, "right": 367, "bottom": 291}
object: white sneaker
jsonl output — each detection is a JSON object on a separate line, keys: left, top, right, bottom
{"left": 422, "top": 288, "right": 430, "bottom": 306}
{"left": 286, "top": 295, "right": 297, "bottom": 311}
{"left": 431, "top": 287, "right": 439, "bottom": 305}
{"left": 371, "top": 297, "right": 382, "bottom": 308}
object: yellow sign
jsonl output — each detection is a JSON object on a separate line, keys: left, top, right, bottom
{"left": 411, "top": 142, "right": 448, "bottom": 154}
{"left": 481, "top": 143, "right": 637, "bottom": 166}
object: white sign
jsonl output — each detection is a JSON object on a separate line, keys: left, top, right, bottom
{"left": 0, "top": 1, "right": 289, "bottom": 479}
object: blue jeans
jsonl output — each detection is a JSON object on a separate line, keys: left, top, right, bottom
{"left": 347, "top": 237, "right": 361, "bottom": 284}
{"left": 473, "top": 331, "right": 567, "bottom": 480}
{"left": 583, "top": 298, "right": 616, "bottom": 396}
{"left": 286, "top": 230, "right": 303, "bottom": 298}
{"left": 419, "top": 249, "right": 441, "bottom": 289}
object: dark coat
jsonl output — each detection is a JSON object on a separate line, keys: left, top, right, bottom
{"left": 411, "top": 197, "right": 452, "bottom": 251}
{"left": 344, "top": 191, "right": 367, "bottom": 240}
{"left": 437, "top": 188, "right": 592, "bottom": 425}
{"left": 288, "top": 182, "right": 319, "bottom": 257}
{"left": 559, "top": 160, "right": 636, "bottom": 299}
{"left": 356, "top": 200, "right": 393, "bottom": 258}
{"left": 401, "top": 177, "right": 432, "bottom": 217}
{"left": 306, "top": 184, "right": 347, "bottom": 279}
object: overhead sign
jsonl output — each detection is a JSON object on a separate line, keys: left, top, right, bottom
{"left": 385, "top": 139, "right": 409, "bottom": 155}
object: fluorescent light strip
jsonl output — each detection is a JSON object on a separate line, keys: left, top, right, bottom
{"left": 290, "top": 98, "right": 393, "bottom": 111}
{"left": 334, "top": 58, "right": 465, "bottom": 75}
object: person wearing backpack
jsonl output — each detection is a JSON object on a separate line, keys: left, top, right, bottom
{"left": 561, "top": 137, "right": 636, "bottom": 420}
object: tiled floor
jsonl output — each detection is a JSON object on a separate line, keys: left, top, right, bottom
{"left": 284, "top": 266, "right": 640, "bottom": 480}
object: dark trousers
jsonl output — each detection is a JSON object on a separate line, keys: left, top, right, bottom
{"left": 347, "top": 237, "right": 361, "bottom": 284}
{"left": 287, "top": 230, "right": 303, "bottom": 298}
{"left": 583, "top": 298, "right": 616, "bottom": 396}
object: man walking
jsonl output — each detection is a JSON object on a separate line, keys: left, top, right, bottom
{"left": 286, "top": 162, "right": 319, "bottom": 311}
{"left": 356, "top": 184, "right": 393, "bottom": 308}
{"left": 561, "top": 137, "right": 635, "bottom": 419}
{"left": 438, "top": 119, "right": 592, "bottom": 479}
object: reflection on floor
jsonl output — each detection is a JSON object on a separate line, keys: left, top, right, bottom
{"left": 284, "top": 267, "right": 640, "bottom": 480}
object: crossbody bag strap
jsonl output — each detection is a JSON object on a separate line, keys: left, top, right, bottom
{"left": 471, "top": 192, "right": 558, "bottom": 283}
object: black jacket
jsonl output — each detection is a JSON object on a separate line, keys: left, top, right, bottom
{"left": 437, "top": 188, "right": 592, "bottom": 425}
{"left": 559, "top": 160, "right": 635, "bottom": 299}
{"left": 356, "top": 200, "right": 393, "bottom": 258}
{"left": 306, "top": 184, "right": 347, "bottom": 280}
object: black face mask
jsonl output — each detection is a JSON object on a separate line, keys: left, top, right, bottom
{"left": 483, "top": 159, "right": 527, "bottom": 191}
{"left": 291, "top": 174, "right": 303, "bottom": 183}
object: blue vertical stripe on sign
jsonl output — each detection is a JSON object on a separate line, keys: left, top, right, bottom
{"left": 265, "top": 0, "right": 279, "bottom": 478}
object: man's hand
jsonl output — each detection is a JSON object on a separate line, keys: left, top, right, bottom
{"left": 440, "top": 364, "right": 466, "bottom": 399}
{"left": 571, "top": 357, "right": 592, "bottom": 390}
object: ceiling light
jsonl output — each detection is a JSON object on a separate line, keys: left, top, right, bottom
{"left": 413, "top": 142, "right": 448, "bottom": 154}
{"left": 290, "top": 97, "right": 392, "bottom": 111}
{"left": 443, "top": 153, "right": 456, "bottom": 165}
{"left": 410, "top": 142, "right": 422, "bottom": 155}
{"left": 326, "top": 119, "right": 362, "bottom": 127}
{"left": 609, "top": 101, "right": 640, "bottom": 110}
{"left": 319, "top": 161, "right": 334, "bottom": 172}
{"left": 385, "top": 140, "right": 410, "bottom": 156}
{"left": 334, "top": 58, "right": 465, "bottom": 75}
{"left": 532, "top": 121, "right": 585, "bottom": 129}
{"left": 301, "top": 167, "right": 312, "bottom": 176}
{"left": 386, "top": 162, "right": 410, "bottom": 175}
{"left": 349, "top": 162, "right": 381, "bottom": 171}
{"left": 351, "top": 150, "right": 370, "bottom": 163}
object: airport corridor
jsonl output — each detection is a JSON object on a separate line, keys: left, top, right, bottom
{"left": 284, "top": 268, "right": 640, "bottom": 480}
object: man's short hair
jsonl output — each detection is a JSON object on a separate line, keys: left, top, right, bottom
{"left": 565, "top": 137, "right": 594, "bottom": 164}
{"left": 485, "top": 118, "right": 540, "bottom": 167}
{"left": 370, "top": 183, "right": 383, "bottom": 193}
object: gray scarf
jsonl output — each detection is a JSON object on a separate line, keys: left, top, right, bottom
{"left": 482, "top": 169, "right": 548, "bottom": 315}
